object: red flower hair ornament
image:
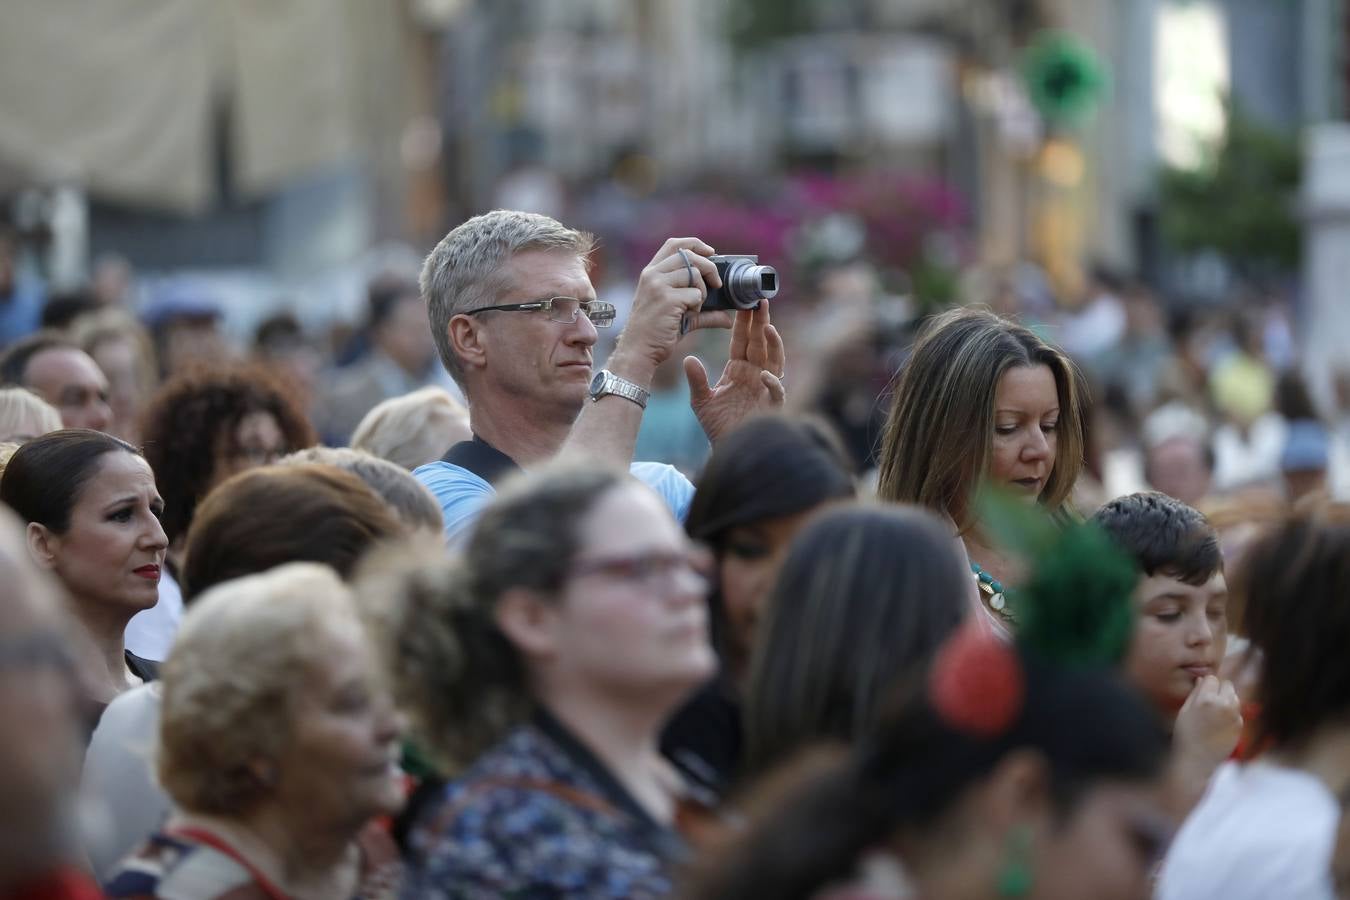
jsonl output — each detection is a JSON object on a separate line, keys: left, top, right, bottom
{"left": 929, "top": 618, "right": 1026, "bottom": 738}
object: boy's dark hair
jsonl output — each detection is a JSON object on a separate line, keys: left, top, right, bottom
{"left": 1091, "top": 491, "right": 1222, "bottom": 586}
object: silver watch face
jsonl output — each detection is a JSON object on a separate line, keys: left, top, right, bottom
{"left": 589, "top": 370, "right": 608, "bottom": 397}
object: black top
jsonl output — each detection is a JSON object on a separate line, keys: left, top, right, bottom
{"left": 441, "top": 434, "right": 521, "bottom": 486}
{"left": 125, "top": 650, "right": 159, "bottom": 683}
{"left": 660, "top": 676, "right": 743, "bottom": 798}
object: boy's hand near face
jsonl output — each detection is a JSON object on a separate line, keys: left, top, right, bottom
{"left": 1175, "top": 675, "right": 1243, "bottom": 764}
{"left": 1169, "top": 675, "right": 1243, "bottom": 814}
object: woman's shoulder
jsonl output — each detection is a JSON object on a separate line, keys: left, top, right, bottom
{"left": 102, "top": 831, "right": 270, "bottom": 900}
{"left": 432, "top": 721, "right": 576, "bottom": 798}
{"left": 404, "top": 724, "right": 672, "bottom": 896}
{"left": 414, "top": 722, "right": 610, "bottom": 840}
{"left": 105, "top": 827, "right": 398, "bottom": 900}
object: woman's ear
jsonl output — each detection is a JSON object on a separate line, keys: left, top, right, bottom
{"left": 25, "top": 521, "right": 58, "bottom": 571}
{"left": 976, "top": 748, "right": 1053, "bottom": 836}
{"left": 494, "top": 587, "right": 559, "bottom": 662}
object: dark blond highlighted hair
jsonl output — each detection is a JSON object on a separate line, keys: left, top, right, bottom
{"left": 877, "top": 308, "right": 1085, "bottom": 531}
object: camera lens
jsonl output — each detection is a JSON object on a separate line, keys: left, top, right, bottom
{"left": 725, "top": 260, "right": 780, "bottom": 309}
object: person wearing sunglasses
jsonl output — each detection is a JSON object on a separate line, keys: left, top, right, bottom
{"left": 414, "top": 210, "right": 786, "bottom": 545}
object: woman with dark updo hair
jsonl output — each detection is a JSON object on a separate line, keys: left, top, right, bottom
{"left": 1, "top": 429, "right": 167, "bottom": 712}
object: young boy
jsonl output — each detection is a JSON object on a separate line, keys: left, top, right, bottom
{"left": 1092, "top": 491, "right": 1243, "bottom": 803}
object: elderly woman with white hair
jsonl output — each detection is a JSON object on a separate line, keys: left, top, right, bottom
{"left": 102, "top": 563, "right": 406, "bottom": 899}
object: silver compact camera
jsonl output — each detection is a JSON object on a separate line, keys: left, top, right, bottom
{"left": 702, "top": 254, "right": 779, "bottom": 311}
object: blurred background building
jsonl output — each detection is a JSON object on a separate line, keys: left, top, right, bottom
{"left": 2, "top": 0, "right": 1339, "bottom": 306}
{"left": 3, "top": 0, "right": 1350, "bottom": 496}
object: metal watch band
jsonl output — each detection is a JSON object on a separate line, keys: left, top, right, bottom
{"left": 594, "top": 370, "right": 648, "bottom": 409}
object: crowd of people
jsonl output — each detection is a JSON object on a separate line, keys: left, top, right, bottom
{"left": 0, "top": 207, "right": 1346, "bottom": 900}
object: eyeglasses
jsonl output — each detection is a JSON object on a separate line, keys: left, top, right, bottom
{"left": 467, "top": 296, "right": 617, "bottom": 328}
{"left": 570, "top": 547, "right": 712, "bottom": 590}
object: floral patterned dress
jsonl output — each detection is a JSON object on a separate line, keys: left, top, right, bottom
{"left": 403, "top": 710, "right": 702, "bottom": 899}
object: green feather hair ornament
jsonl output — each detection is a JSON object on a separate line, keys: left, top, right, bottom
{"left": 975, "top": 487, "right": 1138, "bottom": 667}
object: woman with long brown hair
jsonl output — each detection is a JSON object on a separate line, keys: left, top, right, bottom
{"left": 877, "top": 307, "right": 1086, "bottom": 630}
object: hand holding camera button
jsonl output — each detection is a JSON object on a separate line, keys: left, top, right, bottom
{"left": 620, "top": 237, "right": 730, "bottom": 373}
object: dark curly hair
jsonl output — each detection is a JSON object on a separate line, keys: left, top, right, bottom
{"left": 140, "top": 364, "right": 316, "bottom": 546}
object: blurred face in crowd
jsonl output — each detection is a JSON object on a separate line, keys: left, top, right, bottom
{"left": 91, "top": 255, "right": 132, "bottom": 307}
{"left": 0, "top": 567, "right": 83, "bottom": 887}
{"left": 23, "top": 347, "right": 112, "bottom": 432}
{"left": 269, "top": 616, "right": 405, "bottom": 832}
{"left": 923, "top": 754, "right": 1170, "bottom": 900}
{"left": 161, "top": 317, "right": 230, "bottom": 379}
{"left": 30, "top": 451, "right": 167, "bottom": 614}
{"left": 1123, "top": 288, "right": 1163, "bottom": 338}
{"left": 209, "top": 410, "right": 287, "bottom": 491}
{"left": 988, "top": 364, "right": 1059, "bottom": 503}
{"left": 471, "top": 250, "right": 598, "bottom": 420}
{"left": 717, "top": 508, "right": 822, "bottom": 678}
{"left": 1123, "top": 571, "right": 1229, "bottom": 714}
{"left": 1146, "top": 437, "right": 1211, "bottom": 507}
{"left": 89, "top": 336, "right": 149, "bottom": 444}
{"left": 377, "top": 292, "right": 436, "bottom": 376}
{"left": 1285, "top": 466, "right": 1329, "bottom": 505}
{"left": 1026, "top": 778, "right": 1172, "bottom": 900}
{"left": 258, "top": 340, "right": 321, "bottom": 412}
{"left": 523, "top": 484, "right": 714, "bottom": 708}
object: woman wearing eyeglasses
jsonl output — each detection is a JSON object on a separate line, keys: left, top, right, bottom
{"left": 360, "top": 464, "right": 718, "bottom": 899}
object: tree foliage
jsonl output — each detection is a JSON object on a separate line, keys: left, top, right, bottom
{"left": 1158, "top": 104, "right": 1302, "bottom": 275}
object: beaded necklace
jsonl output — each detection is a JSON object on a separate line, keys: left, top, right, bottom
{"left": 971, "top": 562, "right": 1016, "bottom": 624}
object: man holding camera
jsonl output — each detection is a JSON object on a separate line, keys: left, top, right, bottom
{"left": 415, "top": 209, "right": 785, "bottom": 542}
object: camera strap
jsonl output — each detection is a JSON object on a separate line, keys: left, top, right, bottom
{"left": 440, "top": 434, "right": 521, "bottom": 487}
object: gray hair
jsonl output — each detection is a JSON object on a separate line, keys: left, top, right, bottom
{"left": 420, "top": 210, "right": 595, "bottom": 392}
{"left": 279, "top": 446, "right": 444, "bottom": 534}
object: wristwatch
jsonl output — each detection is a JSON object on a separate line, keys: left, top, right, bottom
{"left": 588, "top": 369, "right": 649, "bottom": 409}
